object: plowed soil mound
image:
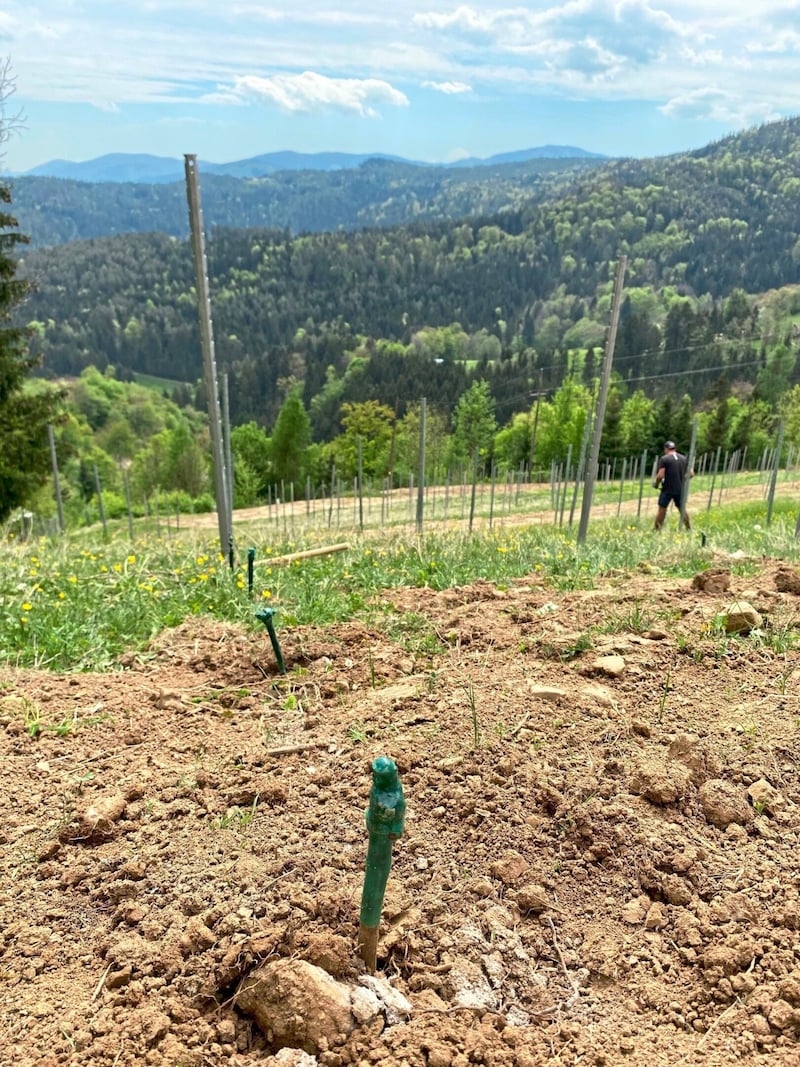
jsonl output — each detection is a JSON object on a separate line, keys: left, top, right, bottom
{"left": 3, "top": 560, "right": 800, "bottom": 1066}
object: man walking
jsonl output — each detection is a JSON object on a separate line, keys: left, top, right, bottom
{"left": 653, "top": 441, "right": 692, "bottom": 530}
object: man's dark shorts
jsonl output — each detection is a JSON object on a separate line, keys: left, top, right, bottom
{"left": 658, "top": 490, "right": 682, "bottom": 509}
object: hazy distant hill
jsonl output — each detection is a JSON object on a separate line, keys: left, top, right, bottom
{"left": 18, "top": 150, "right": 412, "bottom": 184}
{"left": 451, "top": 145, "right": 606, "bottom": 167}
{"left": 15, "top": 145, "right": 605, "bottom": 184}
{"left": 9, "top": 155, "right": 607, "bottom": 248}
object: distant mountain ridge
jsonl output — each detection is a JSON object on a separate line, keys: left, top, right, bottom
{"left": 16, "top": 145, "right": 606, "bottom": 184}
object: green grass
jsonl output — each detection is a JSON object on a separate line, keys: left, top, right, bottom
{"left": 1, "top": 499, "right": 798, "bottom": 672}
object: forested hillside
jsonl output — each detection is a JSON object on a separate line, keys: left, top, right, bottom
{"left": 17, "top": 117, "right": 800, "bottom": 434}
{"left": 10, "top": 156, "right": 603, "bottom": 249}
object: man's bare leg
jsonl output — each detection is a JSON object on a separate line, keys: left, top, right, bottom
{"left": 654, "top": 506, "right": 668, "bottom": 530}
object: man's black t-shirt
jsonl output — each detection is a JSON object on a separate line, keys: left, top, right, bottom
{"left": 660, "top": 452, "right": 687, "bottom": 496}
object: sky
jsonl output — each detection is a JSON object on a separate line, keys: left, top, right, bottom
{"left": 1, "top": 0, "right": 799, "bottom": 173}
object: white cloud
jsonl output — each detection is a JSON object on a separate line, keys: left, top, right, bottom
{"left": 213, "top": 72, "right": 409, "bottom": 117}
{"left": 442, "top": 146, "right": 472, "bottom": 161}
{"left": 746, "top": 31, "right": 800, "bottom": 55}
{"left": 413, "top": 6, "right": 497, "bottom": 33}
{"left": 659, "top": 87, "right": 781, "bottom": 126}
{"left": 423, "top": 80, "right": 472, "bottom": 94}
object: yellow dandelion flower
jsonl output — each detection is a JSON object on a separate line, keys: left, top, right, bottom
{"left": 127, "top": 554, "right": 136, "bottom": 565}
{"left": 261, "top": 590, "right": 272, "bottom": 599}
{"left": 58, "top": 591, "right": 66, "bottom": 600}
{"left": 68, "top": 575, "right": 78, "bottom": 584}
{"left": 21, "top": 602, "right": 32, "bottom": 612}
{"left": 113, "top": 563, "right": 122, "bottom": 573}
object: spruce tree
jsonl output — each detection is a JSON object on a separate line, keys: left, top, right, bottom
{"left": 0, "top": 183, "right": 60, "bottom": 523}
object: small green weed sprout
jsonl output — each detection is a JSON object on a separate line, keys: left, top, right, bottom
{"left": 600, "top": 601, "right": 656, "bottom": 635}
{"left": 347, "top": 721, "right": 372, "bottom": 744}
{"left": 212, "top": 795, "right": 259, "bottom": 832}
{"left": 22, "top": 698, "right": 41, "bottom": 738}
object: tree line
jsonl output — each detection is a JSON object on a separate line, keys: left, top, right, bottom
{"left": 5, "top": 114, "right": 800, "bottom": 522}
{"left": 16, "top": 115, "right": 800, "bottom": 434}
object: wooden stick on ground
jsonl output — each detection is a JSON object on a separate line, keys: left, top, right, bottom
{"left": 255, "top": 543, "right": 350, "bottom": 567}
{"left": 264, "top": 739, "right": 332, "bottom": 757}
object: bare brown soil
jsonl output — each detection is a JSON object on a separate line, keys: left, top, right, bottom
{"left": 3, "top": 559, "right": 800, "bottom": 1066}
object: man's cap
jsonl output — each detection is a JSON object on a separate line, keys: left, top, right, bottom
{"left": 664, "top": 441, "right": 676, "bottom": 449}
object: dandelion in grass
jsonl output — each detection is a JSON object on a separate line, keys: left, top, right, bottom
{"left": 261, "top": 590, "right": 273, "bottom": 599}
{"left": 127, "top": 554, "right": 136, "bottom": 565}
{"left": 21, "top": 602, "right": 32, "bottom": 612}
{"left": 113, "top": 563, "right": 122, "bottom": 573}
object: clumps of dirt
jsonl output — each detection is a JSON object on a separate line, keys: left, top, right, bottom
{"left": 692, "top": 567, "right": 732, "bottom": 594}
{"left": 775, "top": 567, "right": 800, "bottom": 595}
{"left": 2, "top": 560, "right": 800, "bottom": 1066}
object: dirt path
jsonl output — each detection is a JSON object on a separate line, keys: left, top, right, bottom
{"left": 179, "top": 477, "right": 792, "bottom": 539}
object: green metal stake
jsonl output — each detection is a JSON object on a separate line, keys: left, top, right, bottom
{"left": 255, "top": 607, "right": 286, "bottom": 674}
{"left": 358, "top": 756, "right": 405, "bottom": 972}
{"left": 247, "top": 547, "right": 255, "bottom": 598}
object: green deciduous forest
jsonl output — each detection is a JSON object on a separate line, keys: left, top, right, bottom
{"left": 10, "top": 156, "right": 604, "bottom": 249}
{"left": 5, "top": 117, "right": 800, "bottom": 525}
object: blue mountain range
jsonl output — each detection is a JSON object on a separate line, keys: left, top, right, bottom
{"left": 16, "top": 146, "right": 606, "bottom": 184}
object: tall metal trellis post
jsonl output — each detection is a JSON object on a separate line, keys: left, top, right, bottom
{"left": 577, "top": 255, "right": 627, "bottom": 544}
{"left": 184, "top": 154, "right": 231, "bottom": 558}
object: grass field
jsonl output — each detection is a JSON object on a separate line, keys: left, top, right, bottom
{"left": 1, "top": 493, "right": 798, "bottom": 672}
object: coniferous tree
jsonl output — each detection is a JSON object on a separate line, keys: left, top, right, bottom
{"left": 271, "top": 388, "right": 312, "bottom": 489}
{"left": 0, "top": 183, "right": 61, "bottom": 522}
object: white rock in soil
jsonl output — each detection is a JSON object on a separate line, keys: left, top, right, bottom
{"left": 358, "top": 974, "right": 412, "bottom": 1025}
{"left": 721, "top": 600, "right": 762, "bottom": 634}
{"left": 528, "top": 685, "right": 567, "bottom": 702}
{"left": 589, "top": 655, "right": 626, "bottom": 678}
{"left": 268, "top": 1050, "right": 318, "bottom": 1067}
{"left": 448, "top": 958, "right": 498, "bottom": 1012}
